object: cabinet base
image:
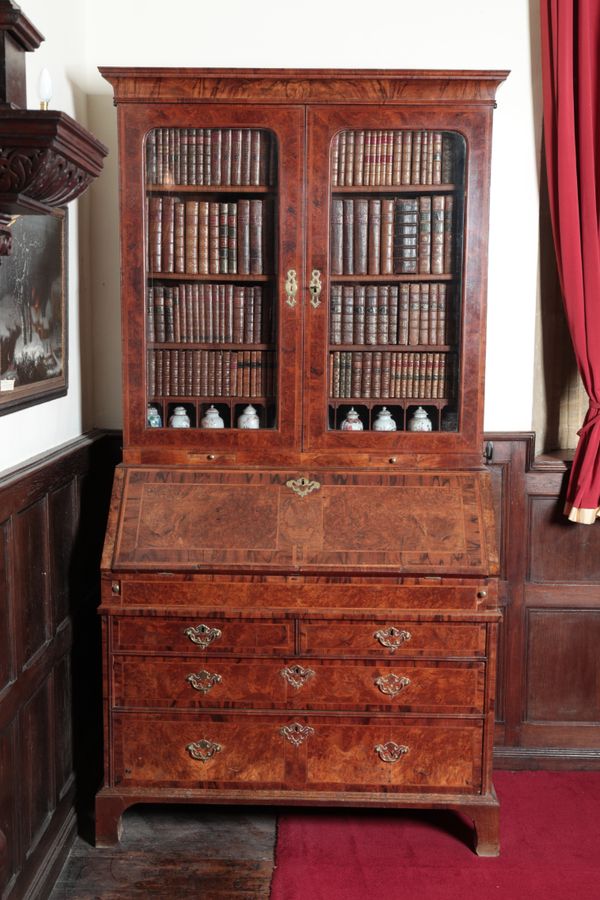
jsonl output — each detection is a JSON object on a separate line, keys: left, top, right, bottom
{"left": 95, "top": 786, "right": 499, "bottom": 856}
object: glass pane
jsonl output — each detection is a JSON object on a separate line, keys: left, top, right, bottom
{"left": 144, "top": 127, "right": 278, "bottom": 431}
{"left": 328, "top": 129, "right": 465, "bottom": 434}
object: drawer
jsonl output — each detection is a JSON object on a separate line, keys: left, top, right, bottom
{"left": 111, "top": 712, "right": 482, "bottom": 794}
{"left": 299, "top": 621, "right": 486, "bottom": 658}
{"left": 112, "top": 616, "right": 294, "bottom": 655}
{"left": 112, "top": 657, "right": 485, "bottom": 715}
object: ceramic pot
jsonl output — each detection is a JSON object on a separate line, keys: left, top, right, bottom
{"left": 200, "top": 405, "right": 225, "bottom": 428}
{"left": 373, "top": 407, "right": 397, "bottom": 431}
{"left": 408, "top": 406, "right": 432, "bottom": 432}
{"left": 147, "top": 405, "right": 162, "bottom": 427}
{"left": 340, "top": 407, "right": 364, "bottom": 431}
{"left": 169, "top": 406, "right": 191, "bottom": 428}
{"left": 237, "top": 404, "right": 260, "bottom": 429}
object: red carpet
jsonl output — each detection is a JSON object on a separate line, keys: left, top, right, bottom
{"left": 270, "top": 772, "right": 600, "bottom": 900}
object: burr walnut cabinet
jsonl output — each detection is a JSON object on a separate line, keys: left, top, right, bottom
{"left": 97, "top": 68, "right": 507, "bottom": 856}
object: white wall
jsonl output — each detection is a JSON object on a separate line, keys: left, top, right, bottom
{"left": 0, "top": 0, "right": 541, "bottom": 474}
{"left": 0, "top": 0, "right": 89, "bottom": 473}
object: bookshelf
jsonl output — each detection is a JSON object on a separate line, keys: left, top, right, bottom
{"left": 97, "top": 69, "right": 507, "bottom": 857}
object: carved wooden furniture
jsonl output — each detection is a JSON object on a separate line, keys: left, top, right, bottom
{"left": 97, "top": 68, "right": 506, "bottom": 856}
{"left": 0, "top": 0, "right": 107, "bottom": 255}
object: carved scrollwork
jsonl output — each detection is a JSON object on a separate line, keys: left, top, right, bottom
{"left": 374, "top": 673, "right": 411, "bottom": 697}
{"left": 373, "top": 627, "right": 412, "bottom": 652}
{"left": 374, "top": 741, "right": 409, "bottom": 764}
{"left": 286, "top": 476, "right": 321, "bottom": 498}
{"left": 280, "top": 722, "right": 315, "bottom": 747}
{"left": 186, "top": 670, "right": 222, "bottom": 693}
{"left": 184, "top": 623, "right": 222, "bottom": 649}
{"left": 281, "top": 664, "right": 315, "bottom": 689}
{"left": 0, "top": 147, "right": 92, "bottom": 205}
{"left": 186, "top": 739, "right": 222, "bottom": 762}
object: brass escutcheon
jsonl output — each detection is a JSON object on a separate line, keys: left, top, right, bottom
{"left": 286, "top": 476, "right": 321, "bottom": 498}
{"left": 374, "top": 673, "right": 411, "bottom": 697}
{"left": 280, "top": 722, "right": 315, "bottom": 747}
{"left": 285, "top": 269, "right": 298, "bottom": 307}
{"left": 281, "top": 664, "right": 315, "bottom": 689}
{"left": 373, "top": 627, "right": 412, "bottom": 652}
{"left": 309, "top": 269, "right": 322, "bottom": 308}
{"left": 184, "top": 623, "right": 222, "bottom": 649}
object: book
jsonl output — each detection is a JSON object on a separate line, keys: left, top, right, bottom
{"left": 184, "top": 200, "right": 199, "bottom": 274}
{"left": 161, "top": 196, "right": 175, "bottom": 273}
{"left": 365, "top": 286, "right": 378, "bottom": 345}
{"left": 342, "top": 199, "right": 354, "bottom": 273}
{"left": 393, "top": 198, "right": 418, "bottom": 274}
{"left": 377, "top": 286, "right": 389, "bottom": 344}
{"left": 331, "top": 199, "right": 344, "bottom": 275}
{"left": 380, "top": 199, "right": 394, "bottom": 275}
{"left": 418, "top": 195, "right": 432, "bottom": 274}
{"left": 354, "top": 199, "right": 369, "bottom": 275}
{"left": 353, "top": 285, "right": 366, "bottom": 344}
{"left": 198, "top": 202, "right": 209, "bottom": 274}
{"left": 367, "top": 199, "right": 381, "bottom": 275}
{"left": 431, "top": 195, "right": 445, "bottom": 275}
{"left": 249, "top": 200, "right": 263, "bottom": 274}
{"left": 342, "top": 286, "right": 354, "bottom": 344}
{"left": 330, "top": 284, "right": 342, "bottom": 344}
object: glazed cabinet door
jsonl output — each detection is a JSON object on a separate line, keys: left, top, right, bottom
{"left": 118, "top": 103, "right": 305, "bottom": 451}
{"left": 304, "top": 104, "right": 493, "bottom": 454}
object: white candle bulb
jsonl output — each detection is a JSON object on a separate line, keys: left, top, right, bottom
{"left": 38, "top": 68, "right": 52, "bottom": 109}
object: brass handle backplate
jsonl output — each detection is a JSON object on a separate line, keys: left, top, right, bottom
{"left": 186, "top": 670, "right": 222, "bottom": 693}
{"left": 281, "top": 665, "right": 315, "bottom": 689}
{"left": 373, "top": 627, "right": 412, "bottom": 652}
{"left": 375, "top": 741, "right": 409, "bottom": 764}
{"left": 186, "top": 739, "right": 222, "bottom": 762}
{"left": 374, "top": 673, "right": 411, "bottom": 697}
{"left": 184, "top": 624, "right": 222, "bottom": 649}
{"left": 285, "top": 269, "right": 298, "bottom": 307}
{"left": 309, "top": 269, "right": 322, "bottom": 308}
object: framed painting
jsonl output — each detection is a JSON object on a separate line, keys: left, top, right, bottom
{"left": 0, "top": 208, "right": 68, "bottom": 415}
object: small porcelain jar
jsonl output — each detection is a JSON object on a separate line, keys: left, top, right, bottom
{"left": 169, "top": 405, "right": 191, "bottom": 428}
{"left": 340, "top": 407, "right": 364, "bottom": 431}
{"left": 237, "top": 404, "right": 260, "bottom": 429}
{"left": 373, "top": 407, "right": 397, "bottom": 432}
{"left": 147, "top": 404, "right": 162, "bottom": 428}
{"left": 200, "top": 405, "right": 225, "bottom": 429}
{"left": 408, "top": 406, "right": 432, "bottom": 432}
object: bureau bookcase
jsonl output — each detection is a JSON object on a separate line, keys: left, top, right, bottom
{"left": 97, "top": 68, "right": 507, "bottom": 855}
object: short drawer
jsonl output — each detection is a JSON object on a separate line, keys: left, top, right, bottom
{"left": 299, "top": 621, "right": 486, "bottom": 657}
{"left": 112, "top": 657, "right": 485, "bottom": 715}
{"left": 112, "top": 616, "right": 294, "bottom": 655}
{"left": 111, "top": 712, "right": 482, "bottom": 794}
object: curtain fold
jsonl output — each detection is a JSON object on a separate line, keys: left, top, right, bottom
{"left": 540, "top": 0, "right": 600, "bottom": 523}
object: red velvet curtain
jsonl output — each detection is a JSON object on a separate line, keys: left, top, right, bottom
{"left": 540, "top": 0, "right": 600, "bottom": 523}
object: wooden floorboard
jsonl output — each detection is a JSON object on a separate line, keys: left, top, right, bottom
{"left": 49, "top": 806, "right": 277, "bottom": 898}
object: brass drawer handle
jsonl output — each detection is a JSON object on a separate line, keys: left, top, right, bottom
{"left": 184, "top": 624, "right": 222, "bottom": 649}
{"left": 286, "top": 476, "right": 321, "bottom": 498}
{"left": 186, "top": 670, "right": 222, "bottom": 694}
{"left": 373, "top": 627, "right": 412, "bottom": 652}
{"left": 309, "top": 269, "right": 322, "bottom": 308}
{"left": 280, "top": 722, "right": 315, "bottom": 747}
{"left": 281, "top": 664, "right": 315, "bottom": 689}
{"left": 285, "top": 269, "right": 298, "bottom": 307}
{"left": 186, "top": 739, "right": 222, "bottom": 762}
{"left": 375, "top": 741, "right": 409, "bottom": 764}
{"left": 374, "top": 673, "right": 411, "bottom": 697}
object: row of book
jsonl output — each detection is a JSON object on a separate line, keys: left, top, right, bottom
{"left": 330, "top": 284, "right": 448, "bottom": 346}
{"left": 332, "top": 130, "right": 459, "bottom": 187}
{"left": 147, "top": 284, "right": 270, "bottom": 344}
{"left": 331, "top": 196, "right": 454, "bottom": 276}
{"left": 146, "top": 128, "right": 276, "bottom": 186}
{"left": 147, "top": 349, "right": 275, "bottom": 398}
{"left": 329, "top": 350, "right": 449, "bottom": 399}
{"left": 147, "top": 197, "right": 269, "bottom": 275}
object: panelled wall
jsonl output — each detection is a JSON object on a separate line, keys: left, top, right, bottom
{"left": 489, "top": 434, "right": 600, "bottom": 769}
{"left": 0, "top": 433, "right": 119, "bottom": 900}
{"left": 0, "top": 430, "right": 598, "bottom": 896}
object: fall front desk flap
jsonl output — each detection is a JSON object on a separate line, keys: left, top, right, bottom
{"left": 107, "top": 467, "right": 499, "bottom": 576}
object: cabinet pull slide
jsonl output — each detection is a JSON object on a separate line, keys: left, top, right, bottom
{"left": 374, "top": 673, "right": 411, "bottom": 697}
{"left": 280, "top": 722, "right": 315, "bottom": 747}
{"left": 373, "top": 627, "right": 412, "bottom": 652}
{"left": 186, "top": 739, "right": 222, "bottom": 762}
{"left": 186, "top": 670, "right": 222, "bottom": 693}
{"left": 309, "top": 269, "right": 322, "bottom": 308}
{"left": 285, "top": 269, "right": 298, "bottom": 307}
{"left": 281, "top": 664, "right": 315, "bottom": 689}
{"left": 184, "top": 624, "right": 222, "bottom": 649}
{"left": 374, "top": 741, "right": 409, "bottom": 764}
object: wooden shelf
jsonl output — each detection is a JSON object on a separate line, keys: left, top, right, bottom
{"left": 331, "top": 183, "right": 457, "bottom": 194}
{"left": 147, "top": 184, "right": 274, "bottom": 193}
{"left": 148, "top": 273, "right": 272, "bottom": 282}
{"left": 329, "top": 344, "right": 452, "bottom": 352}
{"left": 149, "top": 395, "right": 273, "bottom": 403}
{"left": 330, "top": 274, "right": 454, "bottom": 283}
{"left": 328, "top": 397, "right": 449, "bottom": 405}
{"left": 147, "top": 342, "right": 272, "bottom": 350}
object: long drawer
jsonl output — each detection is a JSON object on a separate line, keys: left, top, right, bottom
{"left": 111, "top": 712, "right": 483, "bottom": 794}
{"left": 112, "top": 656, "right": 486, "bottom": 714}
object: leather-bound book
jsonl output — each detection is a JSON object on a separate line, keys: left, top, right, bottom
{"left": 365, "top": 285, "right": 378, "bottom": 345}
{"left": 377, "top": 285, "right": 389, "bottom": 344}
{"left": 368, "top": 199, "right": 381, "bottom": 275}
{"left": 198, "top": 202, "right": 209, "bottom": 274}
{"left": 431, "top": 195, "right": 445, "bottom": 275}
{"left": 418, "top": 195, "right": 432, "bottom": 274}
{"left": 353, "top": 285, "right": 366, "bottom": 344}
{"left": 329, "top": 284, "right": 342, "bottom": 344}
{"left": 419, "top": 284, "right": 430, "bottom": 345}
{"left": 381, "top": 198, "right": 394, "bottom": 275}
{"left": 208, "top": 202, "right": 220, "bottom": 273}
{"left": 398, "top": 284, "right": 410, "bottom": 344}
{"left": 161, "top": 196, "right": 175, "bottom": 273}
{"left": 219, "top": 203, "right": 229, "bottom": 274}
{"left": 408, "top": 283, "right": 420, "bottom": 345}
{"left": 330, "top": 199, "right": 344, "bottom": 275}
{"left": 342, "top": 199, "right": 354, "bottom": 274}
{"left": 228, "top": 202, "right": 237, "bottom": 273}
{"left": 342, "top": 286, "right": 354, "bottom": 344}
{"left": 184, "top": 200, "right": 199, "bottom": 274}
{"left": 237, "top": 199, "right": 250, "bottom": 274}
{"left": 249, "top": 199, "right": 263, "bottom": 274}
{"left": 393, "top": 198, "right": 418, "bottom": 273}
